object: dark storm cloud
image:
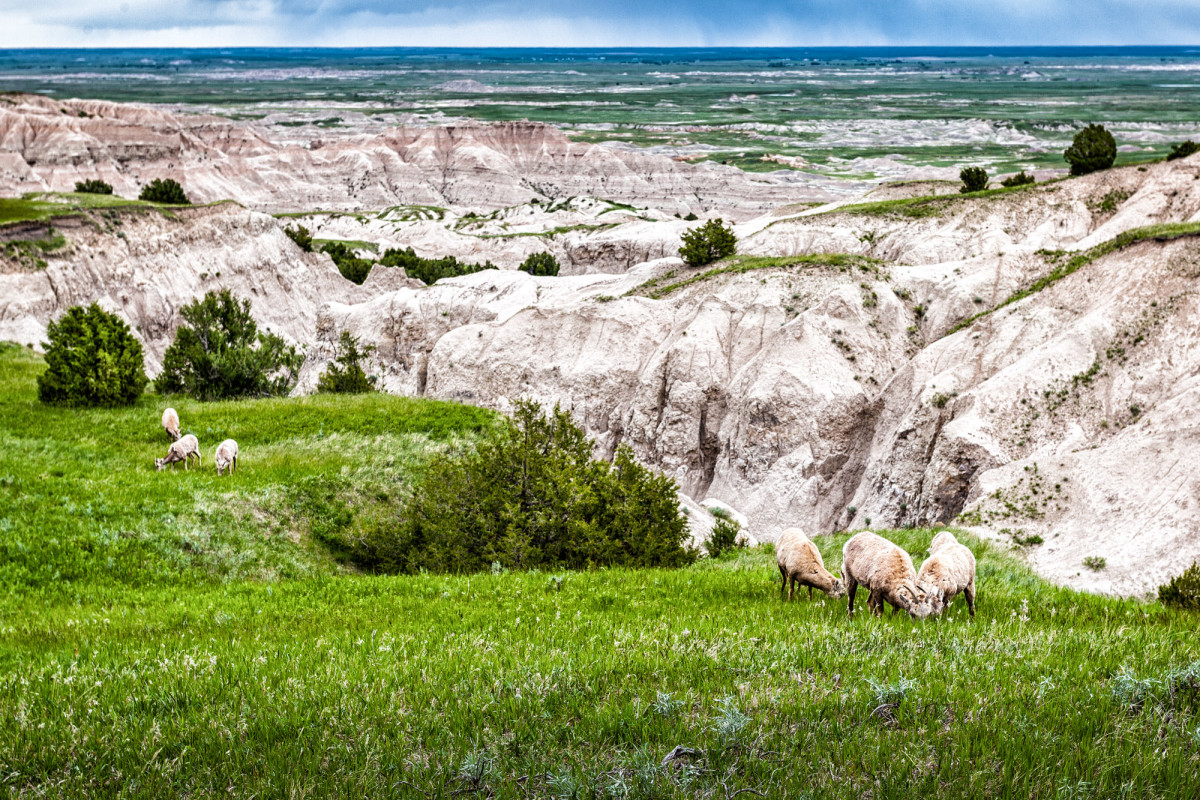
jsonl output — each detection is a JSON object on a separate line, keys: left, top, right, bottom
{"left": 8, "top": 0, "right": 1200, "bottom": 46}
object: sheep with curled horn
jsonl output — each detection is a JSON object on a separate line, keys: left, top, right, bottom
{"left": 841, "top": 531, "right": 936, "bottom": 619}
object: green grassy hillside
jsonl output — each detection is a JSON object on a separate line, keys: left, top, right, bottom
{"left": 0, "top": 344, "right": 1197, "bottom": 799}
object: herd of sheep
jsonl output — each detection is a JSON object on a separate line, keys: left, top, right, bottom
{"left": 776, "top": 528, "right": 977, "bottom": 620}
{"left": 154, "top": 408, "right": 973, "bottom": 617}
{"left": 155, "top": 407, "right": 239, "bottom": 476}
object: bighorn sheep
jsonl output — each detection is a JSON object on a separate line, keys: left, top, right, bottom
{"left": 214, "top": 439, "right": 239, "bottom": 476}
{"left": 161, "top": 408, "right": 181, "bottom": 442}
{"left": 842, "top": 532, "right": 935, "bottom": 619}
{"left": 776, "top": 527, "right": 845, "bottom": 601}
{"left": 155, "top": 434, "right": 200, "bottom": 471}
{"left": 917, "top": 531, "right": 977, "bottom": 618}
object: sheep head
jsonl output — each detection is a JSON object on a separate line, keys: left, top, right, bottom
{"left": 899, "top": 584, "right": 937, "bottom": 619}
{"left": 154, "top": 457, "right": 168, "bottom": 471}
{"left": 827, "top": 575, "right": 847, "bottom": 599}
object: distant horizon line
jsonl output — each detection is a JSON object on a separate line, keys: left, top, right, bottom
{"left": 1, "top": 44, "right": 1198, "bottom": 52}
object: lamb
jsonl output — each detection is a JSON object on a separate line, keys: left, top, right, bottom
{"left": 841, "top": 531, "right": 936, "bottom": 619}
{"left": 214, "top": 439, "right": 239, "bottom": 476}
{"left": 776, "top": 527, "right": 845, "bottom": 601}
{"left": 916, "top": 531, "right": 977, "bottom": 618}
{"left": 155, "top": 434, "right": 200, "bottom": 471}
{"left": 161, "top": 407, "right": 181, "bottom": 442}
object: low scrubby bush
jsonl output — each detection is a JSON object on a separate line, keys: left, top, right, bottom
{"left": 155, "top": 289, "right": 303, "bottom": 400}
{"left": 317, "top": 330, "right": 375, "bottom": 394}
{"left": 138, "top": 178, "right": 190, "bottom": 204}
{"left": 707, "top": 517, "right": 741, "bottom": 558}
{"left": 37, "top": 303, "right": 147, "bottom": 406}
{"left": 1002, "top": 171, "right": 1036, "bottom": 188}
{"left": 338, "top": 400, "right": 695, "bottom": 574}
{"left": 74, "top": 179, "right": 113, "bottom": 195}
{"left": 1064, "top": 124, "right": 1117, "bottom": 176}
{"left": 1159, "top": 562, "right": 1200, "bottom": 610}
{"left": 379, "top": 246, "right": 495, "bottom": 285}
{"left": 321, "top": 241, "right": 373, "bottom": 284}
{"left": 284, "top": 224, "right": 314, "bottom": 252}
{"left": 1167, "top": 140, "right": 1200, "bottom": 162}
{"left": 959, "top": 167, "right": 989, "bottom": 193}
{"left": 679, "top": 218, "right": 737, "bottom": 267}
{"left": 518, "top": 251, "right": 560, "bottom": 277}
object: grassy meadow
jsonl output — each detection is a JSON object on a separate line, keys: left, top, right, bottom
{"left": 0, "top": 344, "right": 1198, "bottom": 799}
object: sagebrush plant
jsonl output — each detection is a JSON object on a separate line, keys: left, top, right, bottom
{"left": 1064, "top": 124, "right": 1117, "bottom": 176}
{"left": 138, "top": 177, "right": 190, "bottom": 204}
{"left": 154, "top": 289, "right": 304, "bottom": 400}
{"left": 679, "top": 218, "right": 737, "bottom": 267}
{"left": 518, "top": 251, "right": 561, "bottom": 276}
{"left": 341, "top": 399, "right": 695, "bottom": 574}
{"left": 317, "top": 330, "right": 376, "bottom": 394}
{"left": 959, "top": 166, "right": 989, "bottom": 193}
{"left": 284, "top": 223, "right": 314, "bottom": 252}
{"left": 36, "top": 303, "right": 147, "bottom": 407}
{"left": 1158, "top": 561, "right": 1200, "bottom": 610}
{"left": 73, "top": 178, "right": 113, "bottom": 195}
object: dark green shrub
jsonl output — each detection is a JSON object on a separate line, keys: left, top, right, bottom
{"left": 1064, "top": 124, "right": 1117, "bottom": 176}
{"left": 518, "top": 251, "right": 560, "bottom": 277}
{"left": 1167, "top": 140, "right": 1200, "bottom": 162}
{"left": 317, "top": 331, "right": 375, "bottom": 394}
{"left": 959, "top": 167, "right": 989, "bottom": 193}
{"left": 37, "top": 303, "right": 147, "bottom": 406}
{"left": 342, "top": 400, "right": 695, "bottom": 574}
{"left": 138, "top": 178, "right": 190, "bottom": 204}
{"left": 155, "top": 289, "right": 303, "bottom": 401}
{"left": 1159, "top": 562, "right": 1200, "bottom": 611}
{"left": 321, "top": 242, "right": 373, "bottom": 284}
{"left": 284, "top": 224, "right": 314, "bottom": 252}
{"left": 683, "top": 212, "right": 699, "bottom": 221}
{"left": 706, "top": 517, "right": 741, "bottom": 558}
{"left": 1002, "top": 171, "right": 1036, "bottom": 188}
{"left": 679, "top": 218, "right": 737, "bottom": 267}
{"left": 379, "top": 246, "right": 495, "bottom": 285}
{"left": 74, "top": 179, "right": 113, "bottom": 195}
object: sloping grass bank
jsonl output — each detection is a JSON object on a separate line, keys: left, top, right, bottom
{"left": 0, "top": 344, "right": 1197, "bottom": 798}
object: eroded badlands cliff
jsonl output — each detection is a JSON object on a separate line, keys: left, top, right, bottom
{"left": 4, "top": 94, "right": 1200, "bottom": 595}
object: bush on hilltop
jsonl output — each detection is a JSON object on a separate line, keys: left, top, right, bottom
{"left": 155, "top": 289, "right": 303, "bottom": 401}
{"left": 1064, "top": 124, "right": 1117, "bottom": 176}
{"left": 74, "top": 179, "right": 113, "bottom": 195}
{"left": 679, "top": 218, "right": 737, "bottom": 267}
{"left": 1167, "top": 140, "right": 1200, "bottom": 162}
{"left": 379, "top": 246, "right": 495, "bottom": 285}
{"left": 37, "top": 303, "right": 147, "bottom": 407}
{"left": 139, "top": 178, "right": 190, "bottom": 205}
{"left": 321, "top": 241, "right": 373, "bottom": 284}
{"left": 1159, "top": 562, "right": 1200, "bottom": 610}
{"left": 1001, "top": 171, "right": 1036, "bottom": 188}
{"left": 959, "top": 167, "right": 989, "bottom": 193}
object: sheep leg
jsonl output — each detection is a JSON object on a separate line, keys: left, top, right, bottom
{"left": 965, "top": 582, "right": 976, "bottom": 619}
{"left": 846, "top": 579, "right": 858, "bottom": 617}
{"left": 808, "top": 585, "right": 813, "bottom": 600}
{"left": 232, "top": 455, "right": 237, "bottom": 474}
{"left": 779, "top": 565, "right": 788, "bottom": 598}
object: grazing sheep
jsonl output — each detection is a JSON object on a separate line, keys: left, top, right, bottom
{"left": 841, "top": 531, "right": 935, "bottom": 619}
{"left": 161, "top": 407, "right": 181, "bottom": 442}
{"left": 917, "top": 531, "right": 977, "bottom": 618}
{"left": 155, "top": 434, "right": 200, "bottom": 472}
{"left": 214, "top": 439, "right": 239, "bottom": 476}
{"left": 776, "top": 527, "right": 845, "bottom": 601}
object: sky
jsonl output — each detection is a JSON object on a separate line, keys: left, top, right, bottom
{"left": 2, "top": 0, "right": 1199, "bottom": 49}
